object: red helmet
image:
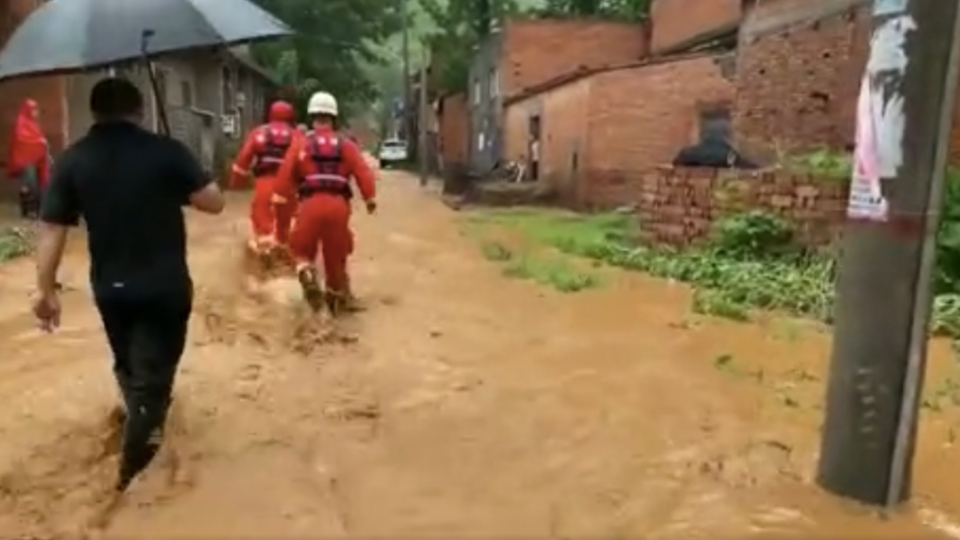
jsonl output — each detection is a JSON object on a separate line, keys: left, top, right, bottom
{"left": 268, "top": 100, "right": 295, "bottom": 123}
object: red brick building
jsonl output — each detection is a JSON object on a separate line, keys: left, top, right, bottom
{"left": 650, "top": 0, "right": 742, "bottom": 54}
{"left": 734, "top": 0, "right": 960, "bottom": 166}
{"left": 466, "top": 18, "right": 649, "bottom": 173}
{"left": 496, "top": 0, "right": 740, "bottom": 208}
{"left": 437, "top": 92, "right": 469, "bottom": 172}
{"left": 733, "top": 0, "right": 870, "bottom": 158}
{"left": 504, "top": 53, "right": 735, "bottom": 208}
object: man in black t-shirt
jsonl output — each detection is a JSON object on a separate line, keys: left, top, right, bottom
{"left": 32, "top": 78, "right": 225, "bottom": 491}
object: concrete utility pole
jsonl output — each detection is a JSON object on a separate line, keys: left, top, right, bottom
{"left": 418, "top": 46, "right": 430, "bottom": 186}
{"left": 400, "top": 0, "right": 411, "bottom": 144}
{"left": 818, "top": 0, "right": 960, "bottom": 508}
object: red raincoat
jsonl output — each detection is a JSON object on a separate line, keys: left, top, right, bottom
{"left": 7, "top": 99, "right": 49, "bottom": 186}
{"left": 274, "top": 124, "right": 376, "bottom": 296}
{"left": 231, "top": 100, "right": 300, "bottom": 246}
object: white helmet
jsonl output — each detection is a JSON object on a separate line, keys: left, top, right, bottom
{"left": 306, "top": 91, "right": 338, "bottom": 116}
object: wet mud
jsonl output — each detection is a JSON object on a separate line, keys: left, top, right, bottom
{"left": 0, "top": 177, "right": 960, "bottom": 538}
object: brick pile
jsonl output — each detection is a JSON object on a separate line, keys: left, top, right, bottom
{"left": 636, "top": 166, "right": 849, "bottom": 247}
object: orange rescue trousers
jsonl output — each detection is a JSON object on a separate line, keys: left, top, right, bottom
{"left": 250, "top": 176, "right": 295, "bottom": 244}
{"left": 289, "top": 193, "right": 353, "bottom": 295}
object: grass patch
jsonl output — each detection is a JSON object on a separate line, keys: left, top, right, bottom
{"left": 479, "top": 240, "right": 513, "bottom": 262}
{"left": 502, "top": 254, "right": 599, "bottom": 292}
{"left": 472, "top": 208, "right": 633, "bottom": 258}
{"left": 0, "top": 226, "right": 32, "bottom": 262}
{"left": 463, "top": 206, "right": 960, "bottom": 337}
{"left": 465, "top": 210, "right": 603, "bottom": 293}
{"left": 467, "top": 208, "right": 836, "bottom": 320}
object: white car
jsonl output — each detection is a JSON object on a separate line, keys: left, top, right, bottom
{"left": 378, "top": 139, "right": 408, "bottom": 168}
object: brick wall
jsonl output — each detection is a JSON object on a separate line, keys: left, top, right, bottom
{"left": 733, "top": 0, "right": 870, "bottom": 159}
{"left": 500, "top": 19, "right": 649, "bottom": 98}
{"left": 582, "top": 54, "right": 735, "bottom": 208}
{"left": 636, "top": 166, "right": 848, "bottom": 247}
{"left": 439, "top": 92, "right": 469, "bottom": 169}
{"left": 505, "top": 77, "right": 591, "bottom": 203}
{"left": 650, "top": 0, "right": 742, "bottom": 53}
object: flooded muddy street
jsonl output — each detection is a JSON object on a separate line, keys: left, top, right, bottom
{"left": 3, "top": 171, "right": 960, "bottom": 538}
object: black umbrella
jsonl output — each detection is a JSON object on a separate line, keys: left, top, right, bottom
{"left": 0, "top": 0, "right": 292, "bottom": 132}
{"left": 0, "top": 0, "right": 291, "bottom": 80}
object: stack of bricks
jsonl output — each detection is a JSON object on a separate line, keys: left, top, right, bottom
{"left": 636, "top": 166, "right": 849, "bottom": 247}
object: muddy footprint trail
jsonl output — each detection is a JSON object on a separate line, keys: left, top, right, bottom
{"left": 1, "top": 175, "right": 959, "bottom": 538}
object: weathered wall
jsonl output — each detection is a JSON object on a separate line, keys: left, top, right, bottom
{"left": 505, "top": 77, "right": 592, "bottom": 203}
{"left": 582, "top": 54, "right": 735, "bottom": 208}
{"left": 499, "top": 19, "right": 649, "bottom": 97}
{"left": 637, "top": 166, "right": 848, "bottom": 247}
{"left": 650, "top": 0, "right": 742, "bottom": 54}
{"left": 733, "top": 0, "right": 869, "bottom": 158}
{"left": 438, "top": 92, "right": 469, "bottom": 170}
{"left": 467, "top": 31, "right": 504, "bottom": 172}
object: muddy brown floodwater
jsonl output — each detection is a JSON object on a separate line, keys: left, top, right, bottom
{"left": 4, "top": 172, "right": 960, "bottom": 538}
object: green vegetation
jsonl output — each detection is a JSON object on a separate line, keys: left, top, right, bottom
{"left": 465, "top": 189, "right": 960, "bottom": 337}
{"left": 475, "top": 232, "right": 600, "bottom": 293}
{"left": 0, "top": 227, "right": 32, "bottom": 262}
{"left": 533, "top": 0, "right": 650, "bottom": 19}
{"left": 246, "top": 0, "right": 650, "bottom": 128}
{"left": 786, "top": 147, "right": 853, "bottom": 180}
{"left": 468, "top": 209, "right": 617, "bottom": 292}
{"left": 249, "top": 0, "right": 404, "bottom": 117}
{"left": 421, "top": 0, "right": 645, "bottom": 95}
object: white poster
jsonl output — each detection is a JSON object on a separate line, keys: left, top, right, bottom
{"left": 847, "top": 12, "right": 916, "bottom": 221}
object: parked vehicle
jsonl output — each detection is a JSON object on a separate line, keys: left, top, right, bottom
{"left": 377, "top": 139, "right": 408, "bottom": 168}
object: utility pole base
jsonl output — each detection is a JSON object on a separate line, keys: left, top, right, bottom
{"left": 816, "top": 0, "right": 960, "bottom": 508}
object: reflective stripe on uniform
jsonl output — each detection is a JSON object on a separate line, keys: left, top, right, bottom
{"left": 303, "top": 173, "right": 349, "bottom": 184}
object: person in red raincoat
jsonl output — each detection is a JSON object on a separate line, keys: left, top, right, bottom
{"left": 230, "top": 100, "right": 300, "bottom": 254}
{"left": 7, "top": 99, "right": 50, "bottom": 219}
{"left": 274, "top": 91, "right": 376, "bottom": 315}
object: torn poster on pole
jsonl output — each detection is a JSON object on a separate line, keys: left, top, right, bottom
{"left": 847, "top": 7, "right": 915, "bottom": 221}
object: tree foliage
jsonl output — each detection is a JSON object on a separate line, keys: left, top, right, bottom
{"left": 421, "top": 0, "right": 522, "bottom": 94}
{"left": 535, "top": 0, "right": 651, "bottom": 19}
{"left": 249, "top": 0, "right": 402, "bottom": 116}
{"left": 422, "top": 0, "right": 648, "bottom": 95}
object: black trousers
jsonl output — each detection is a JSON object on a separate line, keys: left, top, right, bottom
{"left": 95, "top": 291, "right": 192, "bottom": 489}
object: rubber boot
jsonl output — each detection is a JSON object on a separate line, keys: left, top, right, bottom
{"left": 296, "top": 265, "right": 325, "bottom": 312}
{"left": 19, "top": 189, "right": 37, "bottom": 219}
{"left": 256, "top": 236, "right": 276, "bottom": 269}
{"left": 325, "top": 289, "right": 347, "bottom": 317}
{"left": 342, "top": 289, "right": 365, "bottom": 313}
{"left": 339, "top": 275, "right": 365, "bottom": 313}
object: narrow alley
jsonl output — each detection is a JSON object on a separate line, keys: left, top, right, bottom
{"left": 1, "top": 172, "right": 960, "bottom": 538}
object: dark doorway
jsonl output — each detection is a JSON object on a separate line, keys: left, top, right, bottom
{"left": 528, "top": 114, "right": 541, "bottom": 181}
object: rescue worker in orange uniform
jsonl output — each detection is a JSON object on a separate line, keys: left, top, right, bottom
{"left": 274, "top": 91, "right": 376, "bottom": 314}
{"left": 231, "top": 100, "right": 300, "bottom": 254}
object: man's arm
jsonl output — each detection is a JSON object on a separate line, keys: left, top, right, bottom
{"left": 342, "top": 140, "right": 376, "bottom": 203}
{"left": 36, "top": 153, "right": 80, "bottom": 296}
{"left": 168, "top": 139, "right": 225, "bottom": 214}
{"left": 273, "top": 135, "right": 304, "bottom": 203}
{"left": 230, "top": 129, "right": 260, "bottom": 189}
